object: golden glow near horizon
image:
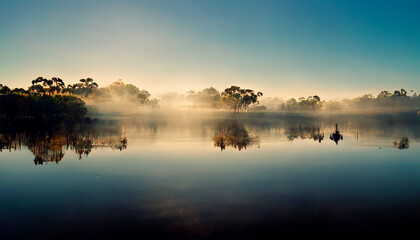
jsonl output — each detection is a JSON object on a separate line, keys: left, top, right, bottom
{"left": 0, "top": 1, "right": 419, "bottom": 101}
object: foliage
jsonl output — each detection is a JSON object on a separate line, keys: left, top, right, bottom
{"left": 0, "top": 84, "right": 11, "bottom": 95}
{"left": 187, "top": 87, "right": 221, "bottom": 107}
{"left": 280, "top": 95, "right": 323, "bottom": 111}
{"left": 1, "top": 77, "right": 158, "bottom": 108}
{"left": 221, "top": 86, "right": 263, "bottom": 112}
{"left": 324, "top": 88, "right": 420, "bottom": 111}
{"left": 0, "top": 120, "right": 128, "bottom": 164}
{"left": 286, "top": 124, "right": 324, "bottom": 142}
{"left": 279, "top": 88, "right": 420, "bottom": 112}
{"left": 67, "top": 78, "right": 99, "bottom": 97}
{"left": 93, "top": 79, "right": 158, "bottom": 106}
{"left": 0, "top": 95, "right": 87, "bottom": 124}
{"left": 213, "top": 120, "right": 256, "bottom": 151}
{"left": 30, "top": 77, "right": 66, "bottom": 95}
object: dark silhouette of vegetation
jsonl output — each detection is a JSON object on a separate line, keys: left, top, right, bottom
{"left": 323, "top": 89, "right": 419, "bottom": 112}
{"left": 67, "top": 78, "right": 99, "bottom": 97}
{"left": 286, "top": 125, "right": 325, "bottom": 142}
{"left": 0, "top": 120, "right": 128, "bottom": 164}
{"left": 394, "top": 137, "right": 409, "bottom": 150}
{"left": 2, "top": 77, "right": 89, "bottom": 124}
{"left": 0, "top": 84, "right": 11, "bottom": 95}
{"left": 330, "top": 124, "right": 344, "bottom": 145}
{"left": 29, "top": 76, "right": 66, "bottom": 95}
{"left": 0, "top": 77, "right": 162, "bottom": 124}
{"left": 2, "top": 78, "right": 420, "bottom": 115}
{"left": 0, "top": 94, "right": 87, "bottom": 124}
{"left": 221, "top": 86, "right": 263, "bottom": 112}
{"left": 281, "top": 95, "right": 323, "bottom": 111}
{"left": 262, "top": 88, "right": 419, "bottom": 113}
{"left": 213, "top": 120, "right": 258, "bottom": 151}
{"left": 2, "top": 77, "right": 158, "bottom": 105}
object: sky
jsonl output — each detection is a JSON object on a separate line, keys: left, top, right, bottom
{"left": 0, "top": 0, "right": 419, "bottom": 100}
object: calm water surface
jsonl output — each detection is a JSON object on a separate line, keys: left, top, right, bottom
{"left": 1, "top": 112, "right": 420, "bottom": 239}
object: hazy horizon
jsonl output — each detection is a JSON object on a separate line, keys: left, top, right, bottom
{"left": 3, "top": 1, "right": 420, "bottom": 239}
{"left": 1, "top": 0, "right": 420, "bottom": 100}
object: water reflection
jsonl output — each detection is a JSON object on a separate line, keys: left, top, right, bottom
{"left": 330, "top": 124, "right": 344, "bottom": 145}
{"left": 2, "top": 112, "right": 420, "bottom": 239}
{"left": 286, "top": 125, "right": 325, "bottom": 142}
{"left": 213, "top": 120, "right": 259, "bottom": 151}
{"left": 0, "top": 121, "right": 128, "bottom": 165}
{"left": 394, "top": 137, "right": 410, "bottom": 150}
{"left": 1, "top": 112, "right": 419, "bottom": 159}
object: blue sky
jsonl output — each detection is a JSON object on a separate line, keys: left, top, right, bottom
{"left": 0, "top": 0, "right": 419, "bottom": 99}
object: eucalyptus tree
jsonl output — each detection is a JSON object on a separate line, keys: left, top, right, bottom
{"left": 28, "top": 85, "right": 46, "bottom": 95}
{"left": 30, "top": 77, "right": 65, "bottom": 95}
{"left": 11, "top": 88, "right": 27, "bottom": 95}
{"left": 77, "top": 78, "right": 99, "bottom": 97}
{"left": 221, "top": 86, "right": 263, "bottom": 112}
{"left": 378, "top": 91, "right": 392, "bottom": 98}
{"left": 0, "top": 84, "right": 11, "bottom": 95}
{"left": 31, "top": 77, "right": 46, "bottom": 86}
{"left": 42, "top": 79, "right": 54, "bottom": 95}
{"left": 51, "top": 77, "right": 66, "bottom": 94}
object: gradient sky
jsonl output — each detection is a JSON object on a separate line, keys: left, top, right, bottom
{"left": 0, "top": 0, "right": 419, "bottom": 99}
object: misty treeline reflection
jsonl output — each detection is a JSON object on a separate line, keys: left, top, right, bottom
{"left": 206, "top": 112, "right": 419, "bottom": 150}
{"left": 0, "top": 112, "right": 418, "bottom": 162}
{"left": 210, "top": 118, "right": 331, "bottom": 149}
{"left": 212, "top": 120, "right": 260, "bottom": 151}
{"left": 0, "top": 120, "right": 128, "bottom": 165}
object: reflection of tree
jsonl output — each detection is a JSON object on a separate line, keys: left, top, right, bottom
{"left": 286, "top": 125, "right": 324, "bottom": 143}
{"left": 0, "top": 134, "right": 21, "bottom": 152}
{"left": 27, "top": 134, "right": 67, "bottom": 165}
{"left": 0, "top": 122, "right": 128, "bottom": 165}
{"left": 330, "top": 124, "right": 343, "bottom": 145}
{"left": 213, "top": 120, "right": 258, "bottom": 151}
{"left": 73, "top": 137, "right": 93, "bottom": 160}
{"left": 394, "top": 137, "right": 409, "bottom": 150}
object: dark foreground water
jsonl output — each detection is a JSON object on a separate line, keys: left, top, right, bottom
{"left": 1, "top": 112, "right": 420, "bottom": 239}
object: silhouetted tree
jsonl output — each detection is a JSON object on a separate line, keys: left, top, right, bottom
{"left": 0, "top": 84, "right": 11, "bottom": 95}
{"left": 378, "top": 91, "right": 392, "bottom": 98}
{"left": 50, "top": 77, "right": 65, "bottom": 94}
{"left": 281, "top": 95, "right": 323, "bottom": 111}
{"left": 221, "top": 86, "right": 263, "bottom": 112}
{"left": 11, "top": 88, "right": 27, "bottom": 95}
{"left": 28, "top": 85, "right": 46, "bottom": 95}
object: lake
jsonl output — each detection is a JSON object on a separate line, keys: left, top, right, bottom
{"left": 1, "top": 111, "right": 420, "bottom": 239}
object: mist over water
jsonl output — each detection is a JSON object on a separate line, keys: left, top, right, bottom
{"left": 1, "top": 75, "right": 420, "bottom": 240}
{"left": 1, "top": 107, "right": 420, "bottom": 239}
{"left": 1, "top": 0, "right": 420, "bottom": 238}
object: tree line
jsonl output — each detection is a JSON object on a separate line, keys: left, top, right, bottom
{"left": 270, "top": 88, "right": 419, "bottom": 112}
{"left": 1, "top": 77, "right": 266, "bottom": 113}
{"left": 0, "top": 77, "right": 159, "bottom": 106}
{"left": 184, "top": 86, "right": 263, "bottom": 112}
{"left": 3, "top": 77, "right": 418, "bottom": 113}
